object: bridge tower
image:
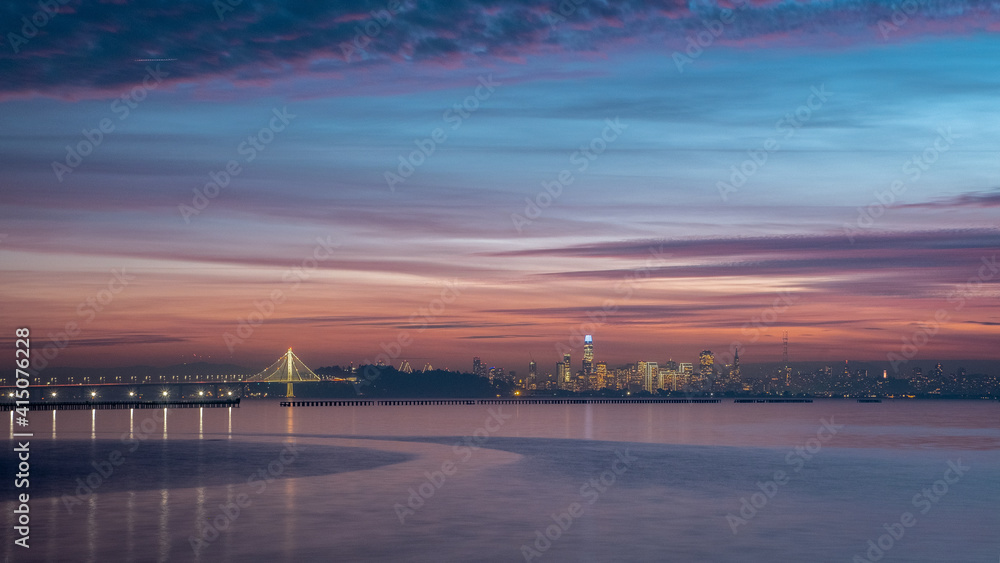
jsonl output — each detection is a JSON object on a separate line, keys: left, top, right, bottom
{"left": 249, "top": 348, "right": 321, "bottom": 397}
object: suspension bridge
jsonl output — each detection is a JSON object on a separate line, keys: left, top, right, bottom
{"left": 245, "top": 348, "right": 321, "bottom": 397}
{"left": 3, "top": 348, "right": 327, "bottom": 403}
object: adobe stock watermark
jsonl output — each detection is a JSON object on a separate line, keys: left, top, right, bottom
{"left": 6, "top": 0, "right": 71, "bottom": 53}
{"left": 520, "top": 448, "right": 637, "bottom": 561}
{"left": 717, "top": 84, "right": 831, "bottom": 202}
{"left": 223, "top": 235, "right": 339, "bottom": 351}
{"left": 190, "top": 441, "right": 302, "bottom": 553}
{"left": 512, "top": 117, "right": 627, "bottom": 232}
{"left": 887, "top": 253, "right": 996, "bottom": 373}
{"left": 32, "top": 268, "right": 136, "bottom": 372}
{"left": 850, "top": 459, "right": 969, "bottom": 562}
{"left": 179, "top": 107, "right": 296, "bottom": 222}
{"left": 877, "top": 0, "right": 930, "bottom": 41}
{"left": 541, "top": 0, "right": 591, "bottom": 27}
{"left": 338, "top": 0, "right": 414, "bottom": 62}
{"left": 353, "top": 280, "right": 462, "bottom": 392}
{"left": 51, "top": 66, "right": 169, "bottom": 182}
{"left": 711, "top": 289, "right": 799, "bottom": 388}
{"left": 553, "top": 244, "right": 669, "bottom": 358}
{"left": 384, "top": 75, "right": 499, "bottom": 192}
{"left": 59, "top": 413, "right": 160, "bottom": 513}
{"left": 394, "top": 407, "right": 512, "bottom": 524}
{"left": 212, "top": 0, "right": 244, "bottom": 20}
{"left": 672, "top": 1, "right": 749, "bottom": 72}
{"left": 843, "top": 126, "right": 955, "bottom": 243}
{"left": 727, "top": 417, "right": 844, "bottom": 534}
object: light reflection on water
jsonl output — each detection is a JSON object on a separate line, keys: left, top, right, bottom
{"left": 2, "top": 399, "right": 997, "bottom": 562}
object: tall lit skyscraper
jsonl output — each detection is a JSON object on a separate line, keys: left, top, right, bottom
{"left": 583, "top": 335, "right": 594, "bottom": 375}
{"left": 558, "top": 353, "right": 572, "bottom": 389}
{"left": 728, "top": 347, "right": 741, "bottom": 389}
{"left": 595, "top": 362, "right": 607, "bottom": 389}
{"left": 473, "top": 357, "right": 483, "bottom": 377}
{"left": 642, "top": 361, "right": 659, "bottom": 393}
{"left": 699, "top": 350, "right": 714, "bottom": 387}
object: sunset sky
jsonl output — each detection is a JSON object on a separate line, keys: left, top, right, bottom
{"left": 1, "top": 0, "right": 999, "bottom": 373}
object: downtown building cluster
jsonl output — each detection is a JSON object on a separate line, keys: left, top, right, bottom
{"left": 466, "top": 335, "right": 1000, "bottom": 398}
{"left": 480, "top": 335, "right": 744, "bottom": 394}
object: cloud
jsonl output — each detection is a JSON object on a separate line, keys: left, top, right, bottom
{"left": 487, "top": 229, "right": 1000, "bottom": 297}
{"left": 490, "top": 229, "right": 1000, "bottom": 260}
{"left": 44, "top": 334, "right": 189, "bottom": 348}
{"left": 2, "top": 0, "right": 998, "bottom": 96}
{"left": 901, "top": 188, "right": 1000, "bottom": 208}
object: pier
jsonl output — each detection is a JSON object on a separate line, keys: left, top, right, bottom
{"left": 280, "top": 398, "right": 721, "bottom": 407}
{"left": 1, "top": 399, "right": 240, "bottom": 411}
{"left": 734, "top": 398, "right": 813, "bottom": 403}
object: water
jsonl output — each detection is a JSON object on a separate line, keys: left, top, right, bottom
{"left": 3, "top": 400, "right": 999, "bottom": 562}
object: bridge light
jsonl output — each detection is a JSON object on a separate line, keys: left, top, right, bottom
{"left": 90, "top": 391, "right": 96, "bottom": 398}
{"left": 162, "top": 391, "right": 169, "bottom": 397}
{"left": 129, "top": 391, "right": 135, "bottom": 397}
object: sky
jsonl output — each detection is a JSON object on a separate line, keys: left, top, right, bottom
{"left": 1, "top": 0, "right": 999, "bottom": 374}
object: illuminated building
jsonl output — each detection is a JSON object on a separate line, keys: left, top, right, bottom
{"left": 583, "top": 335, "right": 594, "bottom": 375}
{"left": 595, "top": 362, "right": 608, "bottom": 389}
{"left": 698, "top": 350, "right": 714, "bottom": 388}
{"left": 558, "top": 353, "right": 572, "bottom": 389}
{"left": 676, "top": 363, "right": 693, "bottom": 391}
{"left": 642, "top": 361, "right": 659, "bottom": 393}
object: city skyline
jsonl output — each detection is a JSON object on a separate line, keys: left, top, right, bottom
{"left": 2, "top": 1, "right": 1000, "bottom": 372}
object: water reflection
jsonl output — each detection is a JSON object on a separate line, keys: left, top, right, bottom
{"left": 86, "top": 494, "right": 97, "bottom": 562}
{"left": 158, "top": 489, "right": 170, "bottom": 562}
{"left": 193, "top": 486, "right": 206, "bottom": 561}
{"left": 283, "top": 474, "right": 296, "bottom": 560}
{"left": 126, "top": 491, "right": 135, "bottom": 562}
{"left": 47, "top": 496, "right": 59, "bottom": 561}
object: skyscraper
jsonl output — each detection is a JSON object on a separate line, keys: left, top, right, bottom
{"left": 473, "top": 357, "right": 483, "bottom": 377}
{"left": 643, "top": 361, "right": 659, "bottom": 393}
{"left": 558, "top": 353, "right": 572, "bottom": 389}
{"left": 583, "top": 335, "right": 594, "bottom": 375}
{"left": 595, "top": 362, "right": 607, "bottom": 389}
{"left": 782, "top": 332, "right": 791, "bottom": 387}
{"left": 728, "top": 347, "right": 741, "bottom": 389}
{"left": 698, "top": 350, "right": 714, "bottom": 389}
